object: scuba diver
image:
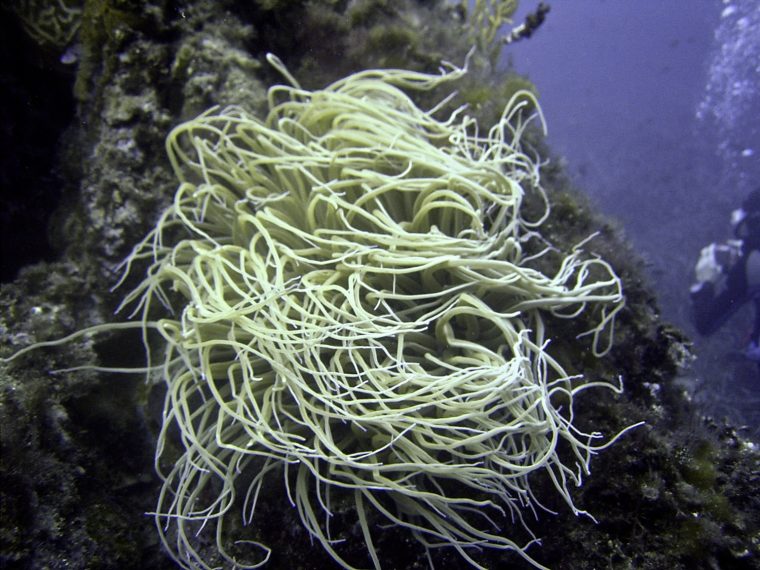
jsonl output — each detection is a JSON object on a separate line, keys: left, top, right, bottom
{"left": 690, "top": 188, "right": 760, "bottom": 361}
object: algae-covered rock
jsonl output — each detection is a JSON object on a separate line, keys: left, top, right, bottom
{"left": 1, "top": 1, "right": 758, "bottom": 569}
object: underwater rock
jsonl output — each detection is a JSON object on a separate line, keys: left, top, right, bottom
{"left": 1, "top": 1, "right": 758, "bottom": 569}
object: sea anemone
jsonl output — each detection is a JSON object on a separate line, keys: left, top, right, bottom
{"left": 8, "top": 55, "right": 631, "bottom": 570}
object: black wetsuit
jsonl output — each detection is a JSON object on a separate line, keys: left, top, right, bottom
{"left": 692, "top": 189, "right": 760, "bottom": 346}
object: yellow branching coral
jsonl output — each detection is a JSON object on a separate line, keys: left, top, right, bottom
{"left": 8, "top": 55, "right": 633, "bottom": 569}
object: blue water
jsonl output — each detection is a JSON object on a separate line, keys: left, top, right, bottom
{"left": 504, "top": 0, "right": 760, "bottom": 432}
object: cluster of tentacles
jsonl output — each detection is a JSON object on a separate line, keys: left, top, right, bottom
{"left": 117, "top": 55, "right": 627, "bottom": 569}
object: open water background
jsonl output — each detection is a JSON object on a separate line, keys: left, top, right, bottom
{"left": 505, "top": 0, "right": 760, "bottom": 434}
